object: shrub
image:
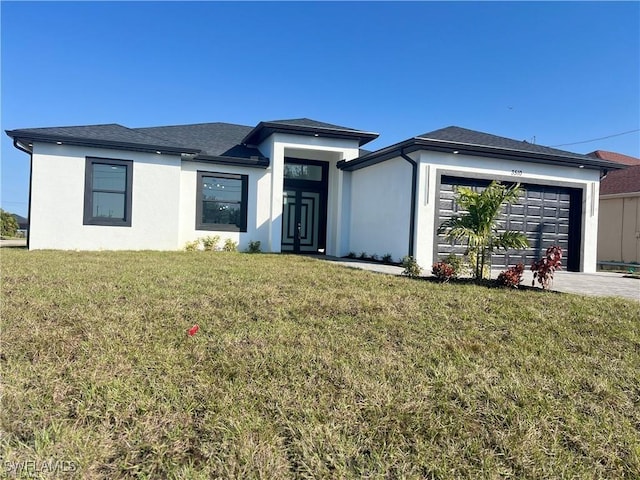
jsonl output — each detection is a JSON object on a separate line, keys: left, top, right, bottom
{"left": 401, "top": 256, "right": 422, "bottom": 278}
{"left": 370, "top": 253, "right": 379, "bottom": 262}
{"left": 222, "top": 238, "right": 238, "bottom": 252}
{"left": 183, "top": 239, "right": 200, "bottom": 251}
{"left": 498, "top": 263, "right": 525, "bottom": 288}
{"left": 359, "top": 252, "right": 368, "bottom": 260}
{"left": 346, "top": 252, "right": 357, "bottom": 259}
{"left": 246, "top": 240, "right": 261, "bottom": 253}
{"left": 531, "top": 245, "right": 563, "bottom": 290}
{"left": 431, "top": 261, "right": 456, "bottom": 282}
{"left": 382, "top": 253, "right": 393, "bottom": 264}
{"left": 444, "top": 253, "right": 465, "bottom": 277}
{"left": 202, "top": 235, "right": 220, "bottom": 251}
{"left": 0, "top": 209, "right": 19, "bottom": 238}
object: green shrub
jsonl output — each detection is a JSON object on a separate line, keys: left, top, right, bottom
{"left": 202, "top": 235, "right": 220, "bottom": 251}
{"left": 222, "top": 238, "right": 238, "bottom": 252}
{"left": 183, "top": 239, "right": 200, "bottom": 251}
{"left": 358, "top": 252, "right": 368, "bottom": 260}
{"left": 0, "top": 209, "right": 18, "bottom": 238}
{"left": 401, "top": 256, "right": 422, "bottom": 278}
{"left": 370, "top": 253, "right": 379, "bottom": 262}
{"left": 382, "top": 253, "right": 393, "bottom": 264}
{"left": 346, "top": 252, "right": 357, "bottom": 259}
{"left": 246, "top": 240, "right": 261, "bottom": 253}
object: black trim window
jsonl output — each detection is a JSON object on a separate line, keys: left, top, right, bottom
{"left": 83, "top": 157, "right": 133, "bottom": 226}
{"left": 196, "top": 171, "right": 248, "bottom": 232}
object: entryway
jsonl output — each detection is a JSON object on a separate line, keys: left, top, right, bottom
{"left": 281, "top": 158, "right": 328, "bottom": 254}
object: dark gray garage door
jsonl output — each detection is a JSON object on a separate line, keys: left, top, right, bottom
{"left": 437, "top": 176, "right": 582, "bottom": 271}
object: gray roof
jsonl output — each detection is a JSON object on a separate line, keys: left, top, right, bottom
{"left": 6, "top": 123, "right": 200, "bottom": 155}
{"left": 134, "top": 122, "right": 264, "bottom": 158}
{"left": 418, "top": 126, "right": 593, "bottom": 161}
{"left": 242, "top": 118, "right": 379, "bottom": 147}
{"left": 339, "top": 125, "right": 624, "bottom": 172}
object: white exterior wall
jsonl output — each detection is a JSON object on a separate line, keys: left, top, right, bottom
{"left": 349, "top": 157, "right": 412, "bottom": 262}
{"left": 257, "top": 133, "right": 360, "bottom": 256}
{"left": 414, "top": 151, "right": 601, "bottom": 272}
{"left": 178, "top": 161, "right": 271, "bottom": 250}
{"left": 29, "top": 143, "right": 182, "bottom": 250}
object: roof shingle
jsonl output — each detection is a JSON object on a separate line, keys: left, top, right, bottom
{"left": 600, "top": 165, "right": 640, "bottom": 195}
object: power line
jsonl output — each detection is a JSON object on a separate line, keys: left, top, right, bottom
{"left": 551, "top": 129, "right": 640, "bottom": 147}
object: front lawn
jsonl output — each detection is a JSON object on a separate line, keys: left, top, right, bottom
{"left": 1, "top": 251, "right": 638, "bottom": 479}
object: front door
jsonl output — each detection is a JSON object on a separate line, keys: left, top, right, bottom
{"left": 281, "top": 159, "right": 328, "bottom": 254}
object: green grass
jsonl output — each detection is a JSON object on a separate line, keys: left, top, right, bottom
{"left": 1, "top": 250, "right": 639, "bottom": 479}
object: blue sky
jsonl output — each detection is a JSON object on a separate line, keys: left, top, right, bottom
{"left": 2, "top": 1, "right": 639, "bottom": 217}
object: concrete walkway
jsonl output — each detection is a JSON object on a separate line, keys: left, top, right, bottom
{"left": 320, "top": 257, "right": 640, "bottom": 301}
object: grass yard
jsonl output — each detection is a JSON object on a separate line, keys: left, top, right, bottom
{"left": 1, "top": 250, "right": 639, "bottom": 479}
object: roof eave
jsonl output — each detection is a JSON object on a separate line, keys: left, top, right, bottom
{"left": 241, "top": 122, "right": 379, "bottom": 147}
{"left": 339, "top": 137, "right": 625, "bottom": 172}
{"left": 6, "top": 130, "right": 201, "bottom": 155}
{"left": 184, "top": 153, "right": 270, "bottom": 168}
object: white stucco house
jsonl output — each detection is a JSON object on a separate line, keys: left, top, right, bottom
{"left": 6, "top": 118, "right": 622, "bottom": 272}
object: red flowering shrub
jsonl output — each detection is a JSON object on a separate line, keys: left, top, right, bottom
{"left": 432, "top": 261, "right": 456, "bottom": 282}
{"left": 497, "top": 263, "right": 524, "bottom": 288}
{"left": 531, "top": 245, "right": 563, "bottom": 290}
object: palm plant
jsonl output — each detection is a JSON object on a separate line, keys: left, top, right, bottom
{"left": 437, "top": 181, "right": 529, "bottom": 281}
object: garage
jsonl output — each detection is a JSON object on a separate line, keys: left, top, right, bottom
{"left": 437, "top": 175, "right": 583, "bottom": 271}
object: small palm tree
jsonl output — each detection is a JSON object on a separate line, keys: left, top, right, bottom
{"left": 437, "top": 181, "right": 529, "bottom": 281}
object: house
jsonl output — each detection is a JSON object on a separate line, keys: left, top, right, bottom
{"left": 6, "top": 119, "right": 622, "bottom": 272}
{"left": 590, "top": 151, "right": 640, "bottom": 265}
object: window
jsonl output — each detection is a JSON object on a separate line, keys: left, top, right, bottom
{"left": 83, "top": 157, "right": 133, "bottom": 226}
{"left": 196, "top": 171, "right": 248, "bottom": 232}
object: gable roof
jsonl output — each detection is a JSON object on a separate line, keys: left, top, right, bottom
{"left": 241, "top": 118, "right": 379, "bottom": 147}
{"left": 588, "top": 150, "right": 640, "bottom": 166}
{"left": 339, "top": 125, "right": 624, "bottom": 172}
{"left": 600, "top": 165, "right": 640, "bottom": 195}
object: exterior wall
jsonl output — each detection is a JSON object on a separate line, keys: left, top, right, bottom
{"left": 178, "top": 161, "right": 271, "bottom": 251}
{"left": 598, "top": 194, "right": 640, "bottom": 264}
{"left": 414, "top": 151, "right": 601, "bottom": 272}
{"left": 29, "top": 143, "right": 181, "bottom": 250}
{"left": 257, "top": 133, "right": 360, "bottom": 256}
{"left": 349, "top": 157, "right": 412, "bottom": 262}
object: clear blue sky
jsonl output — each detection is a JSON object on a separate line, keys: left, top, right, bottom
{"left": 2, "top": 1, "right": 639, "bottom": 217}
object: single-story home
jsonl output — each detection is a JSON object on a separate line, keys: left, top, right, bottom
{"left": 591, "top": 150, "right": 640, "bottom": 265}
{"left": 6, "top": 118, "right": 623, "bottom": 272}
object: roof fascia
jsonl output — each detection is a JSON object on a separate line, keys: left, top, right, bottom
{"left": 6, "top": 130, "right": 201, "bottom": 155}
{"left": 339, "top": 137, "right": 625, "bottom": 172}
{"left": 241, "top": 121, "right": 379, "bottom": 147}
{"left": 184, "top": 154, "right": 270, "bottom": 168}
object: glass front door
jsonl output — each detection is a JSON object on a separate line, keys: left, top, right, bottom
{"left": 281, "top": 159, "right": 328, "bottom": 254}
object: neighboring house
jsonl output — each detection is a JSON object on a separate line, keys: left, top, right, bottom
{"left": 592, "top": 150, "right": 640, "bottom": 265}
{"left": 6, "top": 119, "right": 622, "bottom": 272}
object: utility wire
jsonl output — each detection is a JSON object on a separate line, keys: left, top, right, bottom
{"left": 551, "top": 129, "right": 640, "bottom": 147}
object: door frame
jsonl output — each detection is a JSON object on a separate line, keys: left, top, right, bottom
{"left": 282, "top": 158, "right": 329, "bottom": 254}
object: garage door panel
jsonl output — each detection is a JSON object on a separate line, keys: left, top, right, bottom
{"left": 437, "top": 176, "right": 579, "bottom": 269}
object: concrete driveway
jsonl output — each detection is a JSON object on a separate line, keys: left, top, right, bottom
{"left": 321, "top": 257, "right": 640, "bottom": 301}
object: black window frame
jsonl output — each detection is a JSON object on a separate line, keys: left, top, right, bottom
{"left": 196, "top": 171, "right": 248, "bottom": 232}
{"left": 83, "top": 157, "right": 133, "bottom": 227}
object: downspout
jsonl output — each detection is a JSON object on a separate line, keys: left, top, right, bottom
{"left": 400, "top": 149, "right": 417, "bottom": 257}
{"left": 13, "top": 138, "right": 33, "bottom": 250}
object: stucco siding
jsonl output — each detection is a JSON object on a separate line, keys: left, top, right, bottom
{"left": 414, "top": 150, "right": 600, "bottom": 272}
{"left": 349, "top": 157, "right": 412, "bottom": 262}
{"left": 29, "top": 143, "right": 181, "bottom": 250}
{"left": 178, "top": 162, "right": 271, "bottom": 251}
